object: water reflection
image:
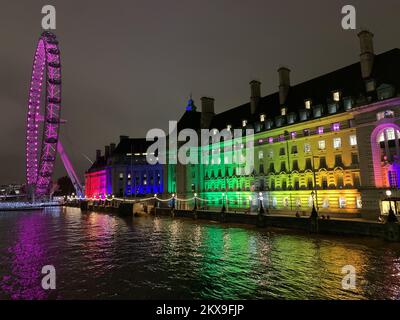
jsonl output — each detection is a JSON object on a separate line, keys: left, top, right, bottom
{"left": 1, "top": 212, "right": 51, "bottom": 299}
{"left": 0, "top": 209, "right": 400, "bottom": 299}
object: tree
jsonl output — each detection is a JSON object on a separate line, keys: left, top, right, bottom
{"left": 53, "top": 176, "right": 75, "bottom": 196}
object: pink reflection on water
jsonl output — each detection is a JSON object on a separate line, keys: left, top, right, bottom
{"left": 1, "top": 213, "right": 51, "bottom": 300}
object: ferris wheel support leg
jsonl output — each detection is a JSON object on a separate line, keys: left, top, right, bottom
{"left": 57, "top": 141, "right": 84, "bottom": 198}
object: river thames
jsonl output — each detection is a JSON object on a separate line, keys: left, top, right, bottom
{"left": 0, "top": 207, "right": 400, "bottom": 300}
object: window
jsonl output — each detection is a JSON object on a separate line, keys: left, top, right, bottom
{"left": 333, "top": 91, "right": 341, "bottom": 102}
{"left": 294, "top": 178, "right": 300, "bottom": 190}
{"left": 386, "top": 128, "right": 396, "bottom": 140}
{"left": 119, "top": 173, "right": 124, "bottom": 179}
{"left": 281, "top": 107, "right": 287, "bottom": 116}
{"left": 337, "top": 173, "right": 344, "bottom": 188}
{"left": 349, "top": 135, "right": 357, "bottom": 146}
{"left": 322, "top": 176, "right": 328, "bottom": 189}
{"left": 307, "top": 178, "right": 313, "bottom": 189}
{"left": 378, "top": 128, "right": 400, "bottom": 142}
{"left": 318, "top": 140, "right": 326, "bottom": 150}
{"left": 389, "top": 171, "right": 398, "bottom": 188}
{"left": 335, "top": 155, "right": 343, "bottom": 167}
{"left": 260, "top": 114, "right": 266, "bottom": 122}
{"left": 333, "top": 138, "right": 342, "bottom": 149}
{"left": 305, "top": 158, "right": 313, "bottom": 170}
{"left": 351, "top": 153, "right": 359, "bottom": 165}
{"left": 339, "top": 197, "right": 346, "bottom": 209}
{"left": 268, "top": 150, "right": 274, "bottom": 158}
{"left": 258, "top": 151, "right": 264, "bottom": 159}
{"left": 377, "top": 110, "right": 395, "bottom": 121}
{"left": 304, "top": 143, "right": 311, "bottom": 153}
{"left": 305, "top": 100, "right": 312, "bottom": 109}
{"left": 317, "top": 126, "right": 324, "bottom": 135}
{"left": 227, "top": 124, "right": 232, "bottom": 131}
{"left": 292, "top": 160, "right": 299, "bottom": 171}
{"left": 269, "top": 163, "right": 275, "bottom": 174}
{"left": 303, "top": 129, "right": 310, "bottom": 136}
{"left": 319, "top": 157, "right": 327, "bottom": 169}
{"left": 356, "top": 196, "right": 363, "bottom": 209}
{"left": 332, "top": 123, "right": 340, "bottom": 132}
{"left": 242, "top": 120, "right": 247, "bottom": 127}
{"left": 377, "top": 84, "right": 396, "bottom": 100}
{"left": 323, "top": 198, "right": 330, "bottom": 208}
{"left": 366, "top": 79, "right": 376, "bottom": 92}
{"left": 344, "top": 97, "right": 353, "bottom": 110}
{"left": 280, "top": 148, "right": 286, "bottom": 156}
{"left": 283, "top": 197, "right": 289, "bottom": 207}
{"left": 291, "top": 131, "right": 297, "bottom": 139}
{"left": 291, "top": 145, "right": 298, "bottom": 154}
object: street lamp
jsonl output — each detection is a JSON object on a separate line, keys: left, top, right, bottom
{"left": 154, "top": 193, "right": 158, "bottom": 209}
{"left": 259, "top": 192, "right": 265, "bottom": 214}
{"left": 194, "top": 193, "right": 198, "bottom": 211}
{"left": 221, "top": 192, "right": 226, "bottom": 213}
{"left": 171, "top": 193, "right": 176, "bottom": 210}
{"left": 386, "top": 190, "right": 398, "bottom": 223}
{"left": 310, "top": 190, "right": 318, "bottom": 218}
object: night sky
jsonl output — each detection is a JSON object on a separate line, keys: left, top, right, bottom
{"left": 1, "top": 0, "right": 400, "bottom": 184}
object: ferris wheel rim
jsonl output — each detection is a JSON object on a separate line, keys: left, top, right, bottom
{"left": 25, "top": 31, "right": 62, "bottom": 199}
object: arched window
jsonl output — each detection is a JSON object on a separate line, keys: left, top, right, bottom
{"left": 378, "top": 128, "right": 400, "bottom": 142}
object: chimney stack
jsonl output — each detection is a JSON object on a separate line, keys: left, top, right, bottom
{"left": 201, "top": 97, "right": 215, "bottom": 129}
{"left": 96, "top": 149, "right": 101, "bottom": 161}
{"left": 250, "top": 80, "right": 261, "bottom": 114}
{"left": 110, "top": 143, "right": 116, "bottom": 155}
{"left": 278, "top": 66, "right": 291, "bottom": 106}
{"left": 358, "top": 30, "right": 375, "bottom": 79}
{"left": 105, "top": 145, "right": 110, "bottom": 159}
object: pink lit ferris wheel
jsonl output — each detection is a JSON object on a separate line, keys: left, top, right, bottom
{"left": 25, "top": 32, "right": 62, "bottom": 199}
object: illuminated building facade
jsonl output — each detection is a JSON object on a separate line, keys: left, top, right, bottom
{"left": 85, "top": 136, "right": 163, "bottom": 199}
{"left": 164, "top": 31, "right": 400, "bottom": 220}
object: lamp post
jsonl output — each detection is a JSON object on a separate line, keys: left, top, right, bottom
{"left": 171, "top": 193, "right": 176, "bottom": 210}
{"left": 310, "top": 190, "right": 318, "bottom": 218}
{"left": 221, "top": 192, "right": 226, "bottom": 213}
{"left": 193, "top": 193, "right": 198, "bottom": 211}
{"left": 259, "top": 192, "right": 265, "bottom": 214}
{"left": 311, "top": 155, "right": 319, "bottom": 211}
{"left": 386, "top": 190, "right": 398, "bottom": 223}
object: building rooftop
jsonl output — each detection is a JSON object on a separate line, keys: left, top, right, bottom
{"left": 209, "top": 48, "right": 400, "bottom": 131}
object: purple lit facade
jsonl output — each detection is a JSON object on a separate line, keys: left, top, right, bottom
{"left": 85, "top": 137, "right": 164, "bottom": 198}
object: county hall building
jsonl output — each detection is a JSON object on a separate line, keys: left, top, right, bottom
{"left": 163, "top": 31, "right": 400, "bottom": 220}
{"left": 85, "top": 30, "right": 400, "bottom": 220}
